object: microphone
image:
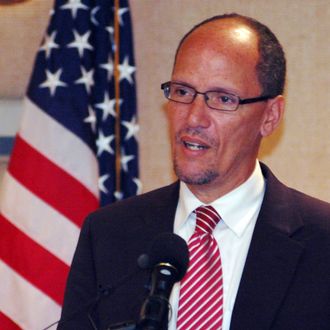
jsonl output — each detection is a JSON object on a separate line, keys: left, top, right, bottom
{"left": 136, "top": 233, "right": 189, "bottom": 330}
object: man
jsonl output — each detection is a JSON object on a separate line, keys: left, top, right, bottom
{"left": 59, "top": 13, "right": 330, "bottom": 329}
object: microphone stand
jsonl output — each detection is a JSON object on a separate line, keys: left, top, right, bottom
{"left": 107, "top": 263, "right": 174, "bottom": 330}
{"left": 107, "top": 292, "right": 170, "bottom": 330}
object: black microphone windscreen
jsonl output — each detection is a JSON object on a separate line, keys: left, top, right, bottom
{"left": 146, "top": 232, "right": 189, "bottom": 281}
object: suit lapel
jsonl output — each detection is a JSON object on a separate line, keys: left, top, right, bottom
{"left": 230, "top": 164, "right": 305, "bottom": 329}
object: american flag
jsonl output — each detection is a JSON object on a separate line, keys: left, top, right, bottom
{"left": 0, "top": 0, "right": 140, "bottom": 328}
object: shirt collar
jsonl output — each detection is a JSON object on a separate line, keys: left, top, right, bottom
{"left": 175, "top": 161, "right": 265, "bottom": 237}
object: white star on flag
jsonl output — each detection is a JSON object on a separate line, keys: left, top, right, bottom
{"left": 133, "top": 177, "right": 143, "bottom": 195}
{"left": 106, "top": 26, "right": 115, "bottom": 51}
{"left": 114, "top": 191, "right": 124, "bottom": 200}
{"left": 40, "top": 31, "right": 59, "bottom": 58}
{"left": 39, "top": 68, "right": 67, "bottom": 96}
{"left": 84, "top": 106, "right": 97, "bottom": 133}
{"left": 67, "top": 30, "right": 93, "bottom": 57}
{"left": 96, "top": 130, "right": 115, "bottom": 156}
{"left": 75, "top": 66, "right": 94, "bottom": 94}
{"left": 91, "top": 6, "right": 100, "bottom": 26}
{"left": 98, "top": 174, "right": 110, "bottom": 194}
{"left": 95, "top": 92, "right": 122, "bottom": 121}
{"left": 122, "top": 116, "right": 139, "bottom": 141}
{"left": 121, "top": 148, "right": 135, "bottom": 172}
{"left": 117, "top": 7, "right": 129, "bottom": 26}
{"left": 60, "top": 0, "right": 88, "bottom": 19}
{"left": 106, "top": 26, "right": 114, "bottom": 35}
{"left": 119, "top": 56, "right": 136, "bottom": 84}
{"left": 100, "top": 56, "right": 114, "bottom": 81}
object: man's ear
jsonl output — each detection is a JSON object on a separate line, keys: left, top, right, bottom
{"left": 260, "top": 95, "right": 285, "bottom": 137}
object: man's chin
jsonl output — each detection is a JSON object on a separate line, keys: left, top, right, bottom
{"left": 174, "top": 167, "right": 218, "bottom": 186}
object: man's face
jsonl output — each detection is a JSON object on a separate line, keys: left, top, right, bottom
{"left": 167, "top": 20, "right": 282, "bottom": 202}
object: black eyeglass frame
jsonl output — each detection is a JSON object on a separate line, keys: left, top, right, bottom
{"left": 161, "top": 81, "right": 277, "bottom": 112}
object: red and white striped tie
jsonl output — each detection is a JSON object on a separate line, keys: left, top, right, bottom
{"left": 177, "top": 205, "right": 223, "bottom": 330}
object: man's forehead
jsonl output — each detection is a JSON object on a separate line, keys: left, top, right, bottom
{"left": 175, "top": 20, "right": 259, "bottom": 67}
{"left": 184, "top": 19, "right": 257, "bottom": 48}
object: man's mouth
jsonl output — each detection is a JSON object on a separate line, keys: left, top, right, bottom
{"left": 183, "top": 140, "right": 209, "bottom": 150}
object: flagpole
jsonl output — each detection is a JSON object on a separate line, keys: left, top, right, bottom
{"left": 114, "top": 0, "right": 121, "bottom": 196}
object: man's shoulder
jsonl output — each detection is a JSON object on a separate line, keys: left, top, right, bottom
{"left": 261, "top": 163, "right": 330, "bottom": 231}
{"left": 86, "top": 181, "right": 180, "bottom": 223}
{"left": 290, "top": 188, "right": 330, "bottom": 224}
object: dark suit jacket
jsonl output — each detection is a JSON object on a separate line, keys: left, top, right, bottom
{"left": 59, "top": 164, "right": 330, "bottom": 329}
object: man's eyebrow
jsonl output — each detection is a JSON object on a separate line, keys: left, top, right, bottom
{"left": 172, "top": 81, "right": 240, "bottom": 95}
{"left": 170, "top": 80, "right": 195, "bottom": 88}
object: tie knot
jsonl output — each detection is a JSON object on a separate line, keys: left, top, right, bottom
{"left": 194, "top": 205, "right": 221, "bottom": 235}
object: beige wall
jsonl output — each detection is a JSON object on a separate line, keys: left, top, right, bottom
{"left": 1, "top": 0, "right": 330, "bottom": 202}
{"left": 132, "top": 0, "right": 330, "bottom": 202}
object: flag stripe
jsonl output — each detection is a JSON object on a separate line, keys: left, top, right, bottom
{"left": 0, "top": 215, "right": 69, "bottom": 305}
{"left": 0, "top": 172, "right": 79, "bottom": 265}
{"left": 8, "top": 135, "right": 98, "bottom": 227}
{"left": 0, "top": 311, "right": 20, "bottom": 330}
{"left": 20, "top": 98, "right": 99, "bottom": 198}
{"left": 0, "top": 260, "right": 61, "bottom": 330}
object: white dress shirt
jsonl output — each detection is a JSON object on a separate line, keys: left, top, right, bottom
{"left": 168, "top": 161, "right": 266, "bottom": 330}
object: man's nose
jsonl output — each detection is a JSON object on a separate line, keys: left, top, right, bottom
{"left": 185, "top": 94, "right": 211, "bottom": 128}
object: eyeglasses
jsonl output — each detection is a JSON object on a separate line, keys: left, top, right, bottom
{"left": 161, "top": 81, "right": 276, "bottom": 112}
